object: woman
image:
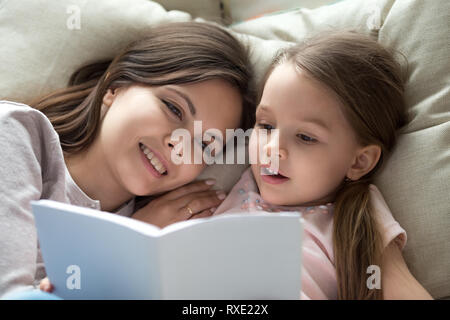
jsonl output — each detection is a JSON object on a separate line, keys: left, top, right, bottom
{"left": 0, "top": 21, "right": 256, "bottom": 298}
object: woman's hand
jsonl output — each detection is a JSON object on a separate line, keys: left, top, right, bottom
{"left": 132, "top": 179, "right": 226, "bottom": 228}
{"left": 39, "top": 277, "right": 54, "bottom": 293}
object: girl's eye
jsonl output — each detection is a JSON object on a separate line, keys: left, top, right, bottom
{"left": 297, "top": 134, "right": 317, "bottom": 143}
{"left": 162, "top": 100, "right": 182, "bottom": 120}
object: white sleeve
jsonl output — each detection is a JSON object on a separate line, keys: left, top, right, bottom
{"left": 0, "top": 107, "right": 45, "bottom": 297}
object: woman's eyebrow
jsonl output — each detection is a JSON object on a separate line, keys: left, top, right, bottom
{"left": 166, "top": 87, "right": 196, "bottom": 116}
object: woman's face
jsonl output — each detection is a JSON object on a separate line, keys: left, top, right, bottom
{"left": 98, "top": 79, "right": 242, "bottom": 197}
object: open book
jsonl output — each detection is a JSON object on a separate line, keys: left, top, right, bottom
{"left": 31, "top": 200, "right": 303, "bottom": 300}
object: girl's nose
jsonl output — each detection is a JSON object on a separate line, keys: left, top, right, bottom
{"left": 263, "top": 133, "right": 288, "bottom": 160}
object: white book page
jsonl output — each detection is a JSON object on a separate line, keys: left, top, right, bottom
{"left": 33, "top": 200, "right": 162, "bottom": 235}
{"left": 157, "top": 212, "right": 303, "bottom": 299}
{"left": 32, "top": 200, "right": 163, "bottom": 299}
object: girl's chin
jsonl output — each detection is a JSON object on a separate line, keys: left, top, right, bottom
{"left": 258, "top": 186, "right": 289, "bottom": 206}
{"left": 257, "top": 181, "right": 303, "bottom": 206}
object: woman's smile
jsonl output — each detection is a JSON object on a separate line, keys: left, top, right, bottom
{"left": 139, "top": 142, "right": 168, "bottom": 178}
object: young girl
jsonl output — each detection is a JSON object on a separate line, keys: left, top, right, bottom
{"left": 213, "top": 31, "right": 433, "bottom": 300}
{"left": 0, "top": 22, "right": 256, "bottom": 298}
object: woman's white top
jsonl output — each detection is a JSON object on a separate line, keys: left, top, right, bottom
{"left": 0, "top": 101, "right": 135, "bottom": 297}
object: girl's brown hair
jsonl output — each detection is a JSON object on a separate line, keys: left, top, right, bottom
{"left": 268, "top": 31, "right": 408, "bottom": 299}
{"left": 30, "top": 22, "right": 256, "bottom": 155}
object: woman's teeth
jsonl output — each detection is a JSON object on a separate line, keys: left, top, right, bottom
{"left": 140, "top": 143, "right": 167, "bottom": 175}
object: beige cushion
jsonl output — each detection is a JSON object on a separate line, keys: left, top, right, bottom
{"left": 376, "top": 0, "right": 450, "bottom": 299}
{"left": 153, "top": 0, "right": 223, "bottom": 22}
{"left": 0, "top": 0, "right": 191, "bottom": 103}
{"left": 228, "top": 0, "right": 450, "bottom": 299}
{"left": 0, "top": 0, "right": 448, "bottom": 299}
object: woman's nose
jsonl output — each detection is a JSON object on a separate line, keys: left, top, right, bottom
{"left": 164, "top": 135, "right": 183, "bottom": 159}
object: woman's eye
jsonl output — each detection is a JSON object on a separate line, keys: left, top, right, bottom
{"left": 297, "top": 134, "right": 317, "bottom": 143}
{"left": 162, "top": 100, "right": 182, "bottom": 120}
{"left": 193, "top": 139, "right": 208, "bottom": 151}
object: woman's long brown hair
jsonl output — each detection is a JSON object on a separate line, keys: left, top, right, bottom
{"left": 268, "top": 31, "right": 409, "bottom": 299}
{"left": 29, "top": 22, "right": 256, "bottom": 155}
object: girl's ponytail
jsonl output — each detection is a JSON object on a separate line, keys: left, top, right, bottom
{"left": 332, "top": 178, "right": 383, "bottom": 299}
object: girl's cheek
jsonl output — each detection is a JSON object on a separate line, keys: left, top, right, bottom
{"left": 248, "top": 130, "right": 260, "bottom": 164}
{"left": 250, "top": 163, "right": 259, "bottom": 177}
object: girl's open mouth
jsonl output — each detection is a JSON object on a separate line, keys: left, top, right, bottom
{"left": 260, "top": 166, "right": 289, "bottom": 185}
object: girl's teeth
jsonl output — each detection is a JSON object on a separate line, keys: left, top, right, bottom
{"left": 262, "top": 167, "right": 278, "bottom": 175}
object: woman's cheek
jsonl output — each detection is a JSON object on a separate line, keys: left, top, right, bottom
{"left": 175, "top": 163, "right": 206, "bottom": 184}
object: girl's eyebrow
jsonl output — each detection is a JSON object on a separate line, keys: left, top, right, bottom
{"left": 301, "top": 117, "right": 330, "bottom": 131}
{"left": 255, "top": 105, "right": 274, "bottom": 117}
{"left": 257, "top": 105, "right": 272, "bottom": 113}
{"left": 166, "top": 87, "right": 196, "bottom": 116}
{"left": 258, "top": 105, "right": 329, "bottom": 131}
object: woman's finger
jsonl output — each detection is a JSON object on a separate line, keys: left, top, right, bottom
{"left": 189, "top": 209, "right": 214, "bottom": 220}
{"left": 176, "top": 190, "right": 226, "bottom": 217}
{"left": 164, "top": 179, "right": 216, "bottom": 200}
{"left": 39, "top": 277, "right": 54, "bottom": 292}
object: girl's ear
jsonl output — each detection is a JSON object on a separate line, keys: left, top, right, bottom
{"left": 346, "top": 144, "right": 381, "bottom": 181}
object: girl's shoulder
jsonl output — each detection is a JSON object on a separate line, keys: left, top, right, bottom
{"left": 368, "top": 184, "right": 391, "bottom": 213}
{"left": 368, "top": 183, "right": 407, "bottom": 250}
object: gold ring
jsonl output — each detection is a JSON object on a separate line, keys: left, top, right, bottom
{"left": 186, "top": 206, "right": 194, "bottom": 215}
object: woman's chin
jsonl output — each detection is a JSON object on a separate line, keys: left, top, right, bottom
{"left": 122, "top": 173, "right": 161, "bottom": 197}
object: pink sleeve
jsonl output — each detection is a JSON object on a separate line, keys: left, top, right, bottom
{"left": 369, "top": 184, "right": 407, "bottom": 250}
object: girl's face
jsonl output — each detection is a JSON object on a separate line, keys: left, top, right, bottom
{"left": 250, "top": 62, "right": 365, "bottom": 206}
{"left": 98, "top": 79, "right": 242, "bottom": 197}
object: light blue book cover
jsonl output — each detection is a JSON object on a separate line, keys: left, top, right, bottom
{"left": 31, "top": 200, "right": 303, "bottom": 300}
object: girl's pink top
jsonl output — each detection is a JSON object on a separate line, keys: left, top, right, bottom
{"left": 213, "top": 168, "right": 407, "bottom": 300}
